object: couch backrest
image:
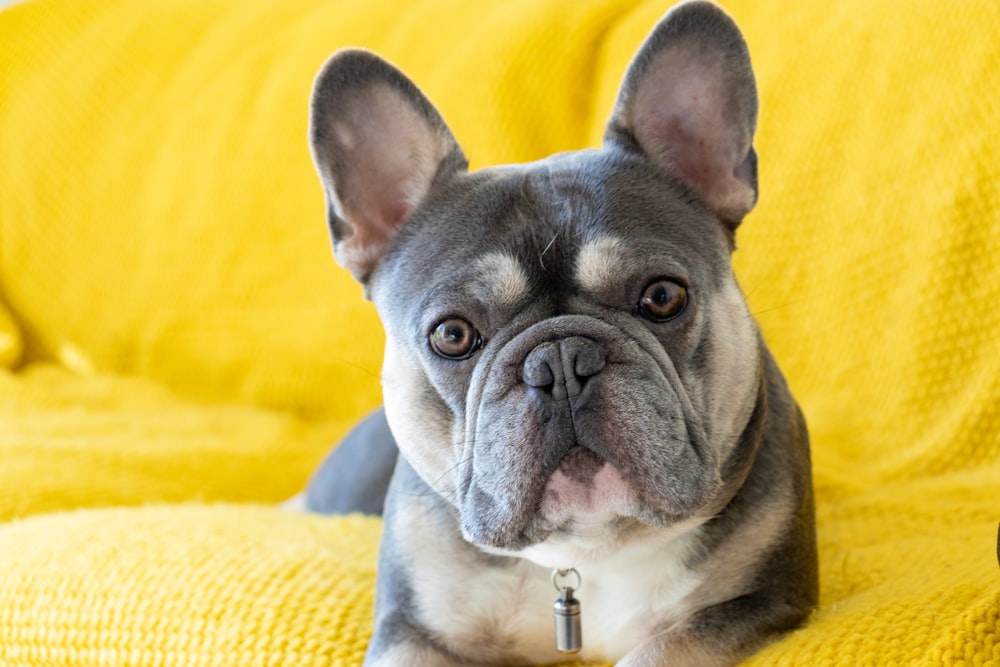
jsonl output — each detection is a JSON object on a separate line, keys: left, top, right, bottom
{"left": 0, "top": 0, "right": 658, "bottom": 420}
{"left": 2, "top": 0, "right": 998, "bottom": 486}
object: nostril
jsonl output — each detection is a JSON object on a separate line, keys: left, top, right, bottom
{"left": 523, "top": 342, "right": 557, "bottom": 389}
{"left": 568, "top": 338, "right": 605, "bottom": 379}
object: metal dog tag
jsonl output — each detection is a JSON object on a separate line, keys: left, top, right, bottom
{"left": 553, "top": 587, "right": 582, "bottom": 653}
{"left": 552, "top": 568, "right": 582, "bottom": 654}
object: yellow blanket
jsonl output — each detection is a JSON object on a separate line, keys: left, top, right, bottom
{"left": 1, "top": 0, "right": 997, "bottom": 664}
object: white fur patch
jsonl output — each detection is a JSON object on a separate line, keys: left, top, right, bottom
{"left": 520, "top": 463, "right": 641, "bottom": 565}
{"left": 574, "top": 235, "right": 627, "bottom": 293}
{"left": 278, "top": 493, "right": 307, "bottom": 512}
{"left": 404, "top": 500, "right": 706, "bottom": 664}
{"left": 368, "top": 642, "right": 457, "bottom": 667}
{"left": 542, "top": 463, "right": 634, "bottom": 518}
{"left": 704, "top": 278, "right": 760, "bottom": 446}
{"left": 579, "top": 530, "right": 704, "bottom": 659}
{"left": 472, "top": 251, "right": 530, "bottom": 309}
{"left": 380, "top": 338, "right": 458, "bottom": 495}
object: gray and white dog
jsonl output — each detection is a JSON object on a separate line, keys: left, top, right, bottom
{"left": 302, "top": 1, "right": 818, "bottom": 665}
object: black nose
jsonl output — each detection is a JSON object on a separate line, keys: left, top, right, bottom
{"left": 522, "top": 337, "right": 606, "bottom": 401}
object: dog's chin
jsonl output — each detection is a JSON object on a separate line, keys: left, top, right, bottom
{"left": 474, "top": 449, "right": 683, "bottom": 567}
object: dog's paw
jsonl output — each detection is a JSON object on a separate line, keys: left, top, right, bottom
{"left": 278, "top": 492, "right": 308, "bottom": 512}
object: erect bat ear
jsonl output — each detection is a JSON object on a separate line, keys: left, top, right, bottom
{"left": 309, "top": 49, "right": 468, "bottom": 284}
{"left": 606, "top": 1, "right": 759, "bottom": 228}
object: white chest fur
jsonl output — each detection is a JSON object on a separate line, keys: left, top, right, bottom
{"left": 401, "top": 510, "right": 705, "bottom": 664}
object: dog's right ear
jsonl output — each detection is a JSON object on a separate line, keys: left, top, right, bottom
{"left": 309, "top": 50, "right": 468, "bottom": 284}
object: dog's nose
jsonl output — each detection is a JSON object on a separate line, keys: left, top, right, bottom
{"left": 522, "top": 337, "right": 605, "bottom": 401}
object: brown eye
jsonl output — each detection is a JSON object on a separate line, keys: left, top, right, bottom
{"left": 639, "top": 279, "right": 688, "bottom": 322}
{"left": 429, "top": 318, "right": 482, "bottom": 360}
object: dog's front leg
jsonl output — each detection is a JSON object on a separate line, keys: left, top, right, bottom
{"left": 616, "top": 593, "right": 809, "bottom": 667}
{"left": 365, "top": 626, "right": 486, "bottom": 667}
{"left": 364, "top": 540, "right": 492, "bottom": 667}
{"left": 363, "top": 459, "right": 494, "bottom": 667}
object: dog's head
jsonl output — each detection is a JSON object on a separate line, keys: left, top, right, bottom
{"left": 309, "top": 1, "right": 765, "bottom": 566}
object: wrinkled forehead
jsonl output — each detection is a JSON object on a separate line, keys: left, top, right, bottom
{"left": 373, "top": 149, "right": 732, "bottom": 320}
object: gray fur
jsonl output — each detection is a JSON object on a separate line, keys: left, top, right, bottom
{"left": 305, "top": 2, "right": 817, "bottom": 665}
{"left": 304, "top": 408, "right": 396, "bottom": 515}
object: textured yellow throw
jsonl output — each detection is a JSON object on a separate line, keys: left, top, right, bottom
{"left": 1, "top": 0, "right": 998, "bottom": 665}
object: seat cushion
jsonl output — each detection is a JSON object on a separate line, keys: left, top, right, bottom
{"left": 0, "top": 505, "right": 381, "bottom": 665}
{"left": 0, "top": 364, "right": 345, "bottom": 521}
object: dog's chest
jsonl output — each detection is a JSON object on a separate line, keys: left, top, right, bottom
{"left": 410, "top": 531, "right": 703, "bottom": 663}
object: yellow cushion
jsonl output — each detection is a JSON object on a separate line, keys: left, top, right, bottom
{"left": 0, "top": 505, "right": 382, "bottom": 665}
{"left": 0, "top": 493, "right": 995, "bottom": 666}
{"left": 0, "top": 364, "right": 346, "bottom": 522}
{"left": 0, "top": 0, "right": 998, "bottom": 664}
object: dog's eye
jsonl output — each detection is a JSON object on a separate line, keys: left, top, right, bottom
{"left": 639, "top": 279, "right": 688, "bottom": 322}
{"left": 429, "top": 318, "right": 482, "bottom": 360}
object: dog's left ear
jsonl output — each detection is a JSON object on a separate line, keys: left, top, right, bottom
{"left": 309, "top": 49, "right": 468, "bottom": 284}
{"left": 606, "top": 1, "right": 758, "bottom": 228}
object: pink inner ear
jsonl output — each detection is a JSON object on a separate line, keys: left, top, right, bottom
{"left": 629, "top": 49, "right": 755, "bottom": 222}
{"left": 352, "top": 162, "right": 421, "bottom": 236}
{"left": 332, "top": 161, "right": 412, "bottom": 270}
{"left": 328, "top": 83, "right": 453, "bottom": 277}
{"left": 649, "top": 110, "right": 726, "bottom": 195}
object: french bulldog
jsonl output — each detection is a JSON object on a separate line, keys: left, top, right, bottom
{"left": 302, "top": 1, "right": 818, "bottom": 665}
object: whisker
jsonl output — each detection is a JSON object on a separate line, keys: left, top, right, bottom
{"left": 539, "top": 230, "right": 560, "bottom": 269}
{"left": 747, "top": 297, "right": 806, "bottom": 319}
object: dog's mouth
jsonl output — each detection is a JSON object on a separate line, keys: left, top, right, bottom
{"left": 540, "top": 447, "right": 634, "bottom": 518}
{"left": 536, "top": 449, "right": 641, "bottom": 537}
{"left": 461, "top": 445, "right": 656, "bottom": 557}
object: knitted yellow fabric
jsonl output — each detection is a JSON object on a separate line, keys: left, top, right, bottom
{"left": 0, "top": 0, "right": 998, "bottom": 665}
{"left": 0, "top": 366, "right": 349, "bottom": 522}
{"left": 0, "top": 506, "right": 381, "bottom": 665}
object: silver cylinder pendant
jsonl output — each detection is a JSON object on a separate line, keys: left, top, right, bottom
{"left": 553, "top": 588, "right": 582, "bottom": 654}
